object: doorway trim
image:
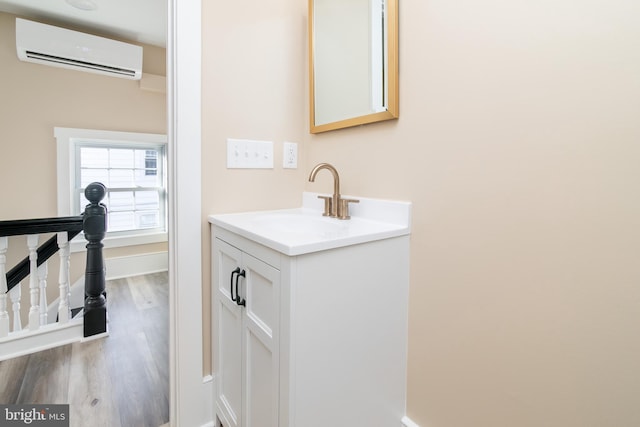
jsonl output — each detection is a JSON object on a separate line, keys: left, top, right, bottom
{"left": 167, "top": 0, "right": 211, "bottom": 426}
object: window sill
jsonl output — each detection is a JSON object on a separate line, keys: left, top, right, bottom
{"left": 69, "top": 231, "right": 168, "bottom": 253}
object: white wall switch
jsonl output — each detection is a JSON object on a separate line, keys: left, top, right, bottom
{"left": 283, "top": 142, "right": 298, "bottom": 169}
{"left": 227, "top": 138, "right": 274, "bottom": 169}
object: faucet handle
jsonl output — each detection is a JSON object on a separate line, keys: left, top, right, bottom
{"left": 338, "top": 198, "right": 359, "bottom": 220}
{"left": 317, "top": 195, "right": 333, "bottom": 217}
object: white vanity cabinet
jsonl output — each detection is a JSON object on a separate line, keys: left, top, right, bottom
{"left": 210, "top": 194, "right": 411, "bottom": 427}
{"left": 213, "top": 234, "right": 281, "bottom": 427}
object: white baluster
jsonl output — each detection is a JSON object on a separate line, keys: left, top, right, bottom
{"left": 57, "top": 232, "right": 71, "bottom": 324}
{"left": 27, "top": 234, "right": 40, "bottom": 331}
{"left": 38, "top": 261, "right": 48, "bottom": 326}
{"left": 0, "top": 237, "right": 9, "bottom": 337}
{"left": 10, "top": 283, "right": 21, "bottom": 332}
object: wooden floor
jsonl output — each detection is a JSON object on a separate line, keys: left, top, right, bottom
{"left": 0, "top": 272, "right": 170, "bottom": 427}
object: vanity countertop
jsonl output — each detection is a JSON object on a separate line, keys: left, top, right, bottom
{"left": 208, "top": 192, "right": 411, "bottom": 256}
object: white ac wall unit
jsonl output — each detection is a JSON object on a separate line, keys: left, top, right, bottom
{"left": 15, "top": 18, "right": 143, "bottom": 80}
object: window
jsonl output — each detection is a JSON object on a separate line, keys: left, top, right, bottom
{"left": 55, "top": 127, "right": 167, "bottom": 250}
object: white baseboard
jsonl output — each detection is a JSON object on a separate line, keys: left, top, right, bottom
{"left": 106, "top": 251, "right": 168, "bottom": 280}
{"left": 202, "top": 374, "right": 215, "bottom": 426}
{"left": 402, "top": 416, "right": 421, "bottom": 427}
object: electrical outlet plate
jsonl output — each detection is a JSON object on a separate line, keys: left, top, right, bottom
{"left": 227, "top": 138, "right": 274, "bottom": 169}
{"left": 283, "top": 141, "right": 298, "bottom": 169}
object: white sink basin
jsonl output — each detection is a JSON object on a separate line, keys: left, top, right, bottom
{"left": 208, "top": 192, "right": 411, "bottom": 256}
{"left": 250, "top": 211, "right": 348, "bottom": 237}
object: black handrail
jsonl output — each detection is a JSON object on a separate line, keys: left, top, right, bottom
{"left": 0, "top": 216, "right": 84, "bottom": 237}
{"left": 1, "top": 182, "right": 108, "bottom": 338}
{"left": 0, "top": 216, "right": 83, "bottom": 292}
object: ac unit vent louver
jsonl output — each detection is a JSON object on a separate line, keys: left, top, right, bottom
{"left": 16, "top": 18, "right": 142, "bottom": 80}
{"left": 25, "top": 51, "right": 138, "bottom": 78}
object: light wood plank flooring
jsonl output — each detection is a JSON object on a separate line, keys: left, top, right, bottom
{"left": 0, "top": 272, "right": 169, "bottom": 427}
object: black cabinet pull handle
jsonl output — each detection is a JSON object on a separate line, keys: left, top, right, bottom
{"left": 230, "top": 267, "right": 240, "bottom": 302}
{"left": 236, "top": 269, "right": 246, "bottom": 306}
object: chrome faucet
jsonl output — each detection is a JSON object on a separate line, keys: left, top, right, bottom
{"left": 308, "top": 163, "right": 359, "bottom": 220}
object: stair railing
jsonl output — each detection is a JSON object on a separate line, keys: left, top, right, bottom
{"left": 0, "top": 182, "right": 108, "bottom": 350}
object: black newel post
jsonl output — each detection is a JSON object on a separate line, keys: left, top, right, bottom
{"left": 83, "top": 182, "right": 108, "bottom": 337}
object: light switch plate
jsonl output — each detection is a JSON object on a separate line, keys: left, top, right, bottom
{"left": 227, "top": 139, "right": 274, "bottom": 169}
{"left": 283, "top": 142, "right": 298, "bottom": 169}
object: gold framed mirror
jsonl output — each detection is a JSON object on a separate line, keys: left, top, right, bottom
{"left": 309, "top": 0, "right": 398, "bottom": 134}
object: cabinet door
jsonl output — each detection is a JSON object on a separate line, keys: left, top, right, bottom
{"left": 241, "top": 253, "right": 280, "bottom": 427}
{"left": 213, "top": 238, "right": 243, "bottom": 427}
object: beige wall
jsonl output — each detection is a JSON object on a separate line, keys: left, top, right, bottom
{"left": 0, "top": 12, "right": 168, "bottom": 324}
{"left": 203, "top": 1, "right": 640, "bottom": 426}
{"left": 201, "top": 0, "right": 309, "bottom": 374}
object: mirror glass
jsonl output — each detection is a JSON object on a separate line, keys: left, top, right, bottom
{"left": 309, "top": 0, "right": 398, "bottom": 133}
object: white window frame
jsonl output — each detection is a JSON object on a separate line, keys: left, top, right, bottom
{"left": 55, "top": 127, "right": 168, "bottom": 252}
